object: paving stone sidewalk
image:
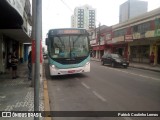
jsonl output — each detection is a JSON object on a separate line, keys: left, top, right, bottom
{"left": 0, "top": 63, "right": 44, "bottom": 120}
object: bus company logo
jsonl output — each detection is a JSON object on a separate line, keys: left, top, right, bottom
{"left": 2, "top": 112, "right": 11, "bottom": 117}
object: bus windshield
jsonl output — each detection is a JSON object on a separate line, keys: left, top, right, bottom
{"left": 49, "top": 35, "right": 89, "bottom": 59}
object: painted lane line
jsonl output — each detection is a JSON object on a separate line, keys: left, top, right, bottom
{"left": 81, "top": 82, "right": 90, "bottom": 89}
{"left": 92, "top": 91, "right": 106, "bottom": 102}
{"left": 148, "top": 77, "right": 160, "bottom": 81}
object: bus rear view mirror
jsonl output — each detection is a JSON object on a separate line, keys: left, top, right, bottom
{"left": 45, "top": 38, "right": 48, "bottom": 45}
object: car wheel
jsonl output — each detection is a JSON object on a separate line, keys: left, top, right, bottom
{"left": 124, "top": 66, "right": 128, "bottom": 69}
{"left": 111, "top": 62, "right": 115, "bottom": 67}
{"left": 124, "top": 65, "right": 128, "bottom": 69}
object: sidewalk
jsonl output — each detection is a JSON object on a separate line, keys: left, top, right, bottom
{"left": 91, "top": 57, "right": 160, "bottom": 72}
{"left": 0, "top": 63, "right": 44, "bottom": 120}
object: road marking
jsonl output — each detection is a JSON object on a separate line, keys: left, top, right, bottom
{"left": 81, "top": 82, "right": 90, "bottom": 89}
{"left": 123, "top": 117, "right": 133, "bottom": 120}
{"left": 92, "top": 91, "right": 106, "bottom": 102}
{"left": 101, "top": 66, "right": 160, "bottom": 81}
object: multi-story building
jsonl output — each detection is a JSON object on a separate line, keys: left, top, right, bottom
{"left": 90, "top": 7, "right": 160, "bottom": 65}
{"left": 71, "top": 5, "right": 96, "bottom": 30}
{"left": 113, "top": 7, "right": 160, "bottom": 65}
{"left": 0, "top": 0, "right": 32, "bottom": 73}
{"left": 119, "top": 0, "right": 148, "bottom": 23}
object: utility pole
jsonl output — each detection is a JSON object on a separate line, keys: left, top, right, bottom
{"left": 98, "top": 23, "right": 101, "bottom": 59}
{"left": 33, "top": 0, "right": 42, "bottom": 120}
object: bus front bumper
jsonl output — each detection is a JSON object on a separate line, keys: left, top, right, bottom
{"left": 49, "top": 62, "right": 90, "bottom": 76}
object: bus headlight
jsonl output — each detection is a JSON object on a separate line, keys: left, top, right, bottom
{"left": 51, "top": 65, "right": 55, "bottom": 68}
{"left": 85, "top": 62, "right": 90, "bottom": 66}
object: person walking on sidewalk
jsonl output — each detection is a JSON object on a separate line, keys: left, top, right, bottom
{"left": 150, "top": 52, "right": 155, "bottom": 66}
{"left": 11, "top": 51, "right": 18, "bottom": 79}
{"left": 7, "top": 53, "right": 12, "bottom": 72}
{"left": 28, "top": 50, "right": 32, "bottom": 80}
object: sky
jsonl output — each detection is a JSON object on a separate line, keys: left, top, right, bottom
{"left": 40, "top": 0, "right": 160, "bottom": 46}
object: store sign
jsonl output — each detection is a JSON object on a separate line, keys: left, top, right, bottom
{"left": 93, "top": 46, "right": 105, "bottom": 50}
{"left": 125, "top": 35, "right": 133, "bottom": 42}
{"left": 145, "top": 31, "right": 154, "bottom": 38}
{"left": 106, "top": 33, "right": 111, "bottom": 40}
{"left": 100, "top": 40, "right": 105, "bottom": 45}
{"left": 112, "top": 36, "right": 124, "bottom": 43}
{"left": 107, "top": 40, "right": 115, "bottom": 44}
{"left": 133, "top": 33, "right": 141, "bottom": 39}
{"left": 90, "top": 40, "right": 96, "bottom": 45}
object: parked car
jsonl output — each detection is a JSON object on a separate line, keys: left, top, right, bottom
{"left": 101, "top": 53, "right": 129, "bottom": 68}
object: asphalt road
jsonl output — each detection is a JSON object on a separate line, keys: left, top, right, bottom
{"left": 44, "top": 60, "right": 160, "bottom": 120}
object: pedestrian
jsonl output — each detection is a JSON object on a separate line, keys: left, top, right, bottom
{"left": 7, "top": 53, "right": 12, "bottom": 72}
{"left": 150, "top": 52, "right": 155, "bottom": 66}
{"left": 28, "top": 50, "right": 32, "bottom": 80}
{"left": 11, "top": 51, "right": 18, "bottom": 79}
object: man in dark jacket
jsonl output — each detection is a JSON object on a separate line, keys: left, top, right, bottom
{"left": 11, "top": 51, "right": 18, "bottom": 79}
{"left": 28, "top": 51, "right": 32, "bottom": 80}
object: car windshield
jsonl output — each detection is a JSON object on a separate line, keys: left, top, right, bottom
{"left": 49, "top": 35, "right": 89, "bottom": 59}
{"left": 111, "top": 54, "right": 122, "bottom": 59}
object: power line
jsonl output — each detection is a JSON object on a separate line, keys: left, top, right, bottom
{"left": 60, "top": 0, "right": 73, "bottom": 13}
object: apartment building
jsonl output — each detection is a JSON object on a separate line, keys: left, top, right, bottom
{"left": 71, "top": 5, "right": 96, "bottom": 30}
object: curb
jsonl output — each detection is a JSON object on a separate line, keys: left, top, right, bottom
{"left": 43, "top": 63, "right": 52, "bottom": 120}
{"left": 129, "top": 65, "right": 160, "bottom": 72}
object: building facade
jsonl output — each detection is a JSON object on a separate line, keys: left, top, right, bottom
{"left": 90, "top": 7, "right": 160, "bottom": 65}
{"left": 90, "top": 25, "right": 112, "bottom": 59}
{"left": 71, "top": 5, "right": 96, "bottom": 30}
{"left": 119, "top": 0, "right": 148, "bottom": 23}
{"left": 0, "top": 0, "right": 32, "bottom": 73}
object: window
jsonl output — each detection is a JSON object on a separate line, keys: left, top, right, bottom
{"left": 114, "top": 28, "right": 126, "bottom": 37}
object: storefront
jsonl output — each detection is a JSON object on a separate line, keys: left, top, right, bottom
{"left": 111, "top": 43, "right": 128, "bottom": 59}
{"left": 152, "top": 39, "right": 160, "bottom": 65}
{"left": 130, "top": 45, "right": 150, "bottom": 63}
{"left": 157, "top": 45, "right": 160, "bottom": 64}
{"left": 129, "top": 39, "right": 152, "bottom": 63}
{"left": 92, "top": 45, "right": 105, "bottom": 59}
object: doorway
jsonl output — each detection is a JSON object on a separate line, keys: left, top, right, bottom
{"left": 118, "top": 48, "right": 123, "bottom": 56}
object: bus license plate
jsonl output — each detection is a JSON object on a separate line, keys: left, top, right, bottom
{"left": 68, "top": 70, "right": 75, "bottom": 73}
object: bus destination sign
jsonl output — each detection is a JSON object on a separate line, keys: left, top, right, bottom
{"left": 58, "top": 30, "right": 81, "bottom": 34}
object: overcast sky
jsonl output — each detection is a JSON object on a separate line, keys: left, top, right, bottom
{"left": 40, "top": 0, "right": 160, "bottom": 45}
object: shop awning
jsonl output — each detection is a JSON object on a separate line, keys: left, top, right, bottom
{"left": 0, "top": 29, "right": 31, "bottom": 43}
{"left": 92, "top": 45, "right": 105, "bottom": 50}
